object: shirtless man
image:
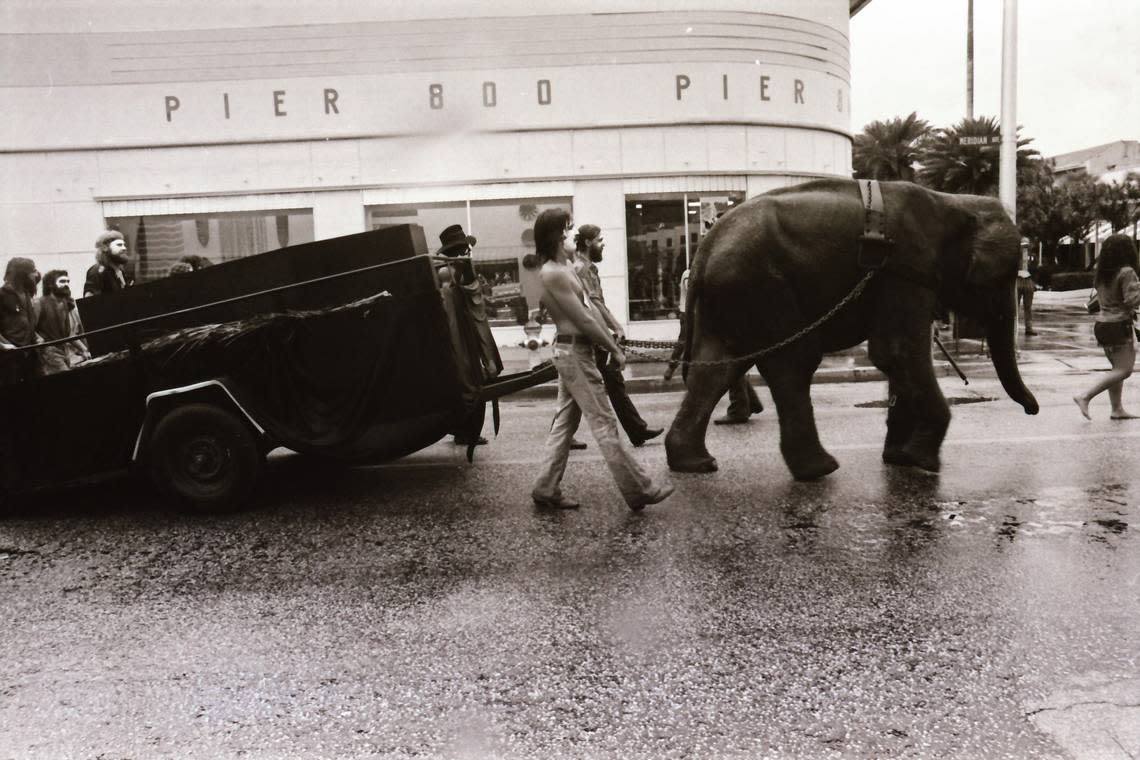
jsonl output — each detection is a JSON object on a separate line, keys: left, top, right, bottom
{"left": 529, "top": 208, "right": 674, "bottom": 511}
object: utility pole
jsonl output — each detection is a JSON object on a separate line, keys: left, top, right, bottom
{"left": 966, "top": 0, "right": 974, "bottom": 119}
{"left": 999, "top": 0, "right": 1018, "bottom": 222}
{"left": 1000, "top": 0, "right": 1022, "bottom": 339}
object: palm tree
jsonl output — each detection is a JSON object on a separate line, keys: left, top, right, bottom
{"left": 852, "top": 112, "right": 930, "bottom": 181}
{"left": 917, "top": 116, "right": 1038, "bottom": 196}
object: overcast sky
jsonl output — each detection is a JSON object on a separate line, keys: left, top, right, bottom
{"left": 850, "top": 0, "right": 1140, "bottom": 158}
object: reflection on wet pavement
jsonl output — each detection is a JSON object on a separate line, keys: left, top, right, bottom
{"left": 3, "top": 366, "right": 1140, "bottom": 758}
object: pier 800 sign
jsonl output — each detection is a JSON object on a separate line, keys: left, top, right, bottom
{"left": 0, "top": 63, "right": 849, "bottom": 151}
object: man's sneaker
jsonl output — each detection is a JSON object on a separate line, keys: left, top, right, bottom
{"left": 631, "top": 427, "right": 664, "bottom": 447}
{"left": 533, "top": 494, "right": 581, "bottom": 510}
{"left": 629, "top": 483, "right": 675, "bottom": 511}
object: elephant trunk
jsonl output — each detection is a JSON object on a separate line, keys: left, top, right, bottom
{"left": 985, "top": 283, "right": 1039, "bottom": 415}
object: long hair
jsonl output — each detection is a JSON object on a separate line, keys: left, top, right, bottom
{"left": 533, "top": 208, "right": 570, "bottom": 265}
{"left": 95, "top": 229, "right": 125, "bottom": 267}
{"left": 179, "top": 254, "right": 214, "bottom": 270}
{"left": 1095, "top": 234, "right": 1139, "bottom": 287}
{"left": 42, "top": 269, "right": 67, "bottom": 297}
{"left": 574, "top": 224, "right": 600, "bottom": 253}
{"left": 4, "top": 257, "right": 37, "bottom": 297}
{"left": 95, "top": 230, "right": 123, "bottom": 255}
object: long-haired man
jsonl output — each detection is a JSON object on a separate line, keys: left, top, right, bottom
{"left": 529, "top": 209, "right": 673, "bottom": 511}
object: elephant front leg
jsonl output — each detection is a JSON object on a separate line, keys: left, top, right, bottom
{"left": 882, "top": 380, "right": 918, "bottom": 466}
{"left": 665, "top": 342, "right": 739, "bottom": 473}
{"left": 871, "top": 334, "right": 950, "bottom": 473}
{"left": 761, "top": 356, "right": 838, "bottom": 481}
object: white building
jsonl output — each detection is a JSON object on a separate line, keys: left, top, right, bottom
{"left": 1049, "top": 140, "right": 1140, "bottom": 186}
{"left": 1, "top": 0, "right": 866, "bottom": 342}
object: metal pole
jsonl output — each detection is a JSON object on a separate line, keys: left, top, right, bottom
{"left": 967, "top": 0, "right": 974, "bottom": 119}
{"left": 999, "top": 0, "right": 1018, "bottom": 223}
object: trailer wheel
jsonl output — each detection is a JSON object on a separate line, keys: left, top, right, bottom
{"left": 149, "top": 403, "right": 263, "bottom": 514}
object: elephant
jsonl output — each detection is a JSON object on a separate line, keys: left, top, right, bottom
{"left": 665, "top": 179, "right": 1039, "bottom": 480}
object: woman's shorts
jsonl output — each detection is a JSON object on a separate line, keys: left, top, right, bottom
{"left": 1094, "top": 320, "right": 1134, "bottom": 348}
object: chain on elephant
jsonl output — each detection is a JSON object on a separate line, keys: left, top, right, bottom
{"left": 622, "top": 270, "right": 876, "bottom": 368}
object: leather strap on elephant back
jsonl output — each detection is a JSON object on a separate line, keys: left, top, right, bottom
{"left": 857, "top": 180, "right": 939, "bottom": 291}
{"left": 859, "top": 179, "right": 888, "bottom": 245}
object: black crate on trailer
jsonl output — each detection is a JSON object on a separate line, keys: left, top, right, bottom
{"left": 78, "top": 225, "right": 428, "bottom": 356}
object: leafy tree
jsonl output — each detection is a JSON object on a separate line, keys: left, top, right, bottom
{"left": 1128, "top": 172, "right": 1140, "bottom": 234}
{"left": 1016, "top": 159, "right": 1056, "bottom": 243}
{"left": 917, "top": 116, "right": 1037, "bottom": 196}
{"left": 1018, "top": 168, "right": 1102, "bottom": 268}
{"left": 852, "top": 112, "right": 930, "bottom": 181}
{"left": 1095, "top": 173, "right": 1140, "bottom": 232}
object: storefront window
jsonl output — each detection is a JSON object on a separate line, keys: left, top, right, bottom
{"left": 106, "top": 210, "right": 314, "bottom": 283}
{"left": 625, "top": 193, "right": 743, "bottom": 321}
{"left": 368, "top": 197, "right": 571, "bottom": 327}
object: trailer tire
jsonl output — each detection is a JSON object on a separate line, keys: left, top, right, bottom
{"left": 149, "top": 403, "right": 263, "bottom": 514}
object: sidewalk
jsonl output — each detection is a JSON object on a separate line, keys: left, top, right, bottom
{"left": 499, "top": 290, "right": 1102, "bottom": 399}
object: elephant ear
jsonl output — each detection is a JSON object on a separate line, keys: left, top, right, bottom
{"left": 940, "top": 200, "right": 980, "bottom": 289}
{"left": 945, "top": 197, "right": 1018, "bottom": 290}
{"left": 968, "top": 201, "right": 1021, "bottom": 288}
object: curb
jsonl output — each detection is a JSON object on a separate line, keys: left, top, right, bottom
{"left": 498, "top": 358, "right": 1017, "bottom": 400}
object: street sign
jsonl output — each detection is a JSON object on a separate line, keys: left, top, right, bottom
{"left": 959, "top": 135, "right": 1001, "bottom": 146}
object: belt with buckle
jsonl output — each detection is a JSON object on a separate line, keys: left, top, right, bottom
{"left": 554, "top": 334, "right": 593, "bottom": 346}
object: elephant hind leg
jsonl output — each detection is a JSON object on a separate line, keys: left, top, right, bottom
{"left": 758, "top": 347, "right": 838, "bottom": 481}
{"left": 665, "top": 338, "right": 741, "bottom": 473}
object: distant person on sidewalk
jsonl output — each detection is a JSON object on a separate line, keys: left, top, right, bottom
{"left": 1074, "top": 234, "right": 1140, "bottom": 420}
{"left": 714, "top": 373, "right": 765, "bottom": 426}
{"left": 662, "top": 267, "right": 763, "bottom": 424}
{"left": 1017, "top": 244, "right": 1038, "bottom": 336}
{"left": 570, "top": 224, "right": 663, "bottom": 447}
{"left": 529, "top": 208, "right": 673, "bottom": 511}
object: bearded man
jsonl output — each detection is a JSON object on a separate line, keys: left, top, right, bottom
{"left": 36, "top": 270, "right": 90, "bottom": 374}
{"left": 570, "top": 224, "right": 664, "bottom": 447}
{"left": 84, "top": 230, "right": 133, "bottom": 297}
{"left": 0, "top": 257, "right": 43, "bottom": 385}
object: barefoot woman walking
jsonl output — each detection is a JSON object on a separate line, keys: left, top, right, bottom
{"left": 1075, "top": 234, "right": 1140, "bottom": 420}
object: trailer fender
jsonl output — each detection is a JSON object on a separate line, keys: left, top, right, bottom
{"left": 132, "top": 380, "right": 266, "bottom": 462}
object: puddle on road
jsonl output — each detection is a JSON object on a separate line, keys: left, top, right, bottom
{"left": 935, "top": 485, "right": 1132, "bottom": 543}
{"left": 813, "top": 485, "right": 1134, "bottom": 554}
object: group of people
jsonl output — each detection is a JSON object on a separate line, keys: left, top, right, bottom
{"left": 0, "top": 229, "right": 213, "bottom": 386}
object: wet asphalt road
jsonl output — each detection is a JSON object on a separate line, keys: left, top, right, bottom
{"left": 2, "top": 371, "right": 1139, "bottom": 759}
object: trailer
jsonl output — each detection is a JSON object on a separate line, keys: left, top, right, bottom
{"left": 0, "top": 226, "right": 554, "bottom": 513}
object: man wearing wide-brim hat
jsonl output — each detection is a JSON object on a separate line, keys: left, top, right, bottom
{"left": 434, "top": 224, "right": 502, "bottom": 448}
{"left": 436, "top": 224, "right": 477, "bottom": 257}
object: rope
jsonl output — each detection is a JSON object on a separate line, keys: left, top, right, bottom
{"left": 621, "top": 270, "right": 876, "bottom": 367}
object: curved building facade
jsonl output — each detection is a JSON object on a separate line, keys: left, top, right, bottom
{"left": 1, "top": 0, "right": 859, "bottom": 340}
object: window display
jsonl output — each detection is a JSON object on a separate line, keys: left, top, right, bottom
{"left": 625, "top": 193, "right": 742, "bottom": 321}
{"left": 369, "top": 197, "right": 571, "bottom": 326}
{"left": 106, "top": 210, "right": 314, "bottom": 283}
